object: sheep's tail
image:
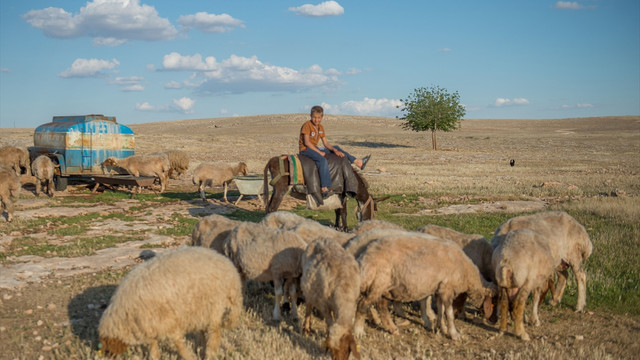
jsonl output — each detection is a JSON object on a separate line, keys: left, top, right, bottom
{"left": 496, "top": 264, "right": 513, "bottom": 289}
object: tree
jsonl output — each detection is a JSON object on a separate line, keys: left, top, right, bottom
{"left": 397, "top": 85, "right": 465, "bottom": 150}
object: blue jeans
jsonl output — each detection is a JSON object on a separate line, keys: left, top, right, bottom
{"left": 300, "top": 145, "right": 355, "bottom": 188}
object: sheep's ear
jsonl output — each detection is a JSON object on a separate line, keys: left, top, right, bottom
{"left": 483, "top": 295, "right": 495, "bottom": 319}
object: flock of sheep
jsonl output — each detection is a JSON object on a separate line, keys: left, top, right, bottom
{"left": 1, "top": 145, "right": 594, "bottom": 359}
{"left": 0, "top": 147, "right": 249, "bottom": 221}
{"left": 98, "top": 210, "right": 593, "bottom": 360}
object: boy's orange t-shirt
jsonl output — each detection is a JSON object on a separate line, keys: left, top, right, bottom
{"left": 298, "top": 120, "right": 325, "bottom": 151}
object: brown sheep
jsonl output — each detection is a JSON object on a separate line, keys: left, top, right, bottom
{"left": 492, "top": 211, "right": 593, "bottom": 312}
{"left": 31, "top": 155, "right": 55, "bottom": 197}
{"left": 0, "top": 145, "right": 30, "bottom": 176}
{"left": 102, "top": 154, "right": 170, "bottom": 193}
{"left": 192, "top": 162, "right": 248, "bottom": 203}
{"left": 0, "top": 165, "right": 21, "bottom": 222}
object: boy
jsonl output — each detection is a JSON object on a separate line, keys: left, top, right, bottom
{"left": 298, "top": 105, "right": 371, "bottom": 198}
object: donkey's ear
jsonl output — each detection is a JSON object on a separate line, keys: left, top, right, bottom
{"left": 373, "top": 196, "right": 390, "bottom": 203}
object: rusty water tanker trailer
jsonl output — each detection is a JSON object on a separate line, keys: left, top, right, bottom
{"left": 29, "top": 114, "right": 135, "bottom": 191}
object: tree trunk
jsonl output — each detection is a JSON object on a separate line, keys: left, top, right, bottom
{"left": 432, "top": 119, "right": 438, "bottom": 150}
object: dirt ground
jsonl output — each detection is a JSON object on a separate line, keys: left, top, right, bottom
{"left": 0, "top": 115, "right": 639, "bottom": 359}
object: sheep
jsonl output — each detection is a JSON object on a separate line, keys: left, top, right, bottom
{"left": 491, "top": 211, "right": 593, "bottom": 312}
{"left": 300, "top": 238, "right": 361, "bottom": 360}
{"left": 416, "top": 224, "right": 493, "bottom": 283}
{"left": 492, "top": 228, "right": 556, "bottom": 341}
{"left": 0, "top": 165, "right": 21, "bottom": 222}
{"left": 260, "top": 211, "right": 352, "bottom": 246}
{"left": 151, "top": 150, "right": 189, "bottom": 179}
{"left": 193, "top": 162, "right": 248, "bottom": 203}
{"left": 102, "top": 154, "right": 170, "bottom": 193}
{"left": 416, "top": 224, "right": 495, "bottom": 323}
{"left": 31, "top": 155, "right": 55, "bottom": 197}
{"left": 0, "top": 145, "right": 30, "bottom": 175}
{"left": 350, "top": 219, "right": 404, "bottom": 236}
{"left": 355, "top": 233, "right": 496, "bottom": 341}
{"left": 223, "top": 221, "right": 307, "bottom": 322}
{"left": 190, "top": 214, "right": 241, "bottom": 254}
{"left": 98, "top": 246, "right": 243, "bottom": 360}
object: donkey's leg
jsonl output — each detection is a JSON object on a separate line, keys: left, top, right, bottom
{"left": 266, "top": 178, "right": 287, "bottom": 213}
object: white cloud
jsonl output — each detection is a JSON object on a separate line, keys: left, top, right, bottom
{"left": 323, "top": 97, "right": 403, "bottom": 116}
{"left": 493, "top": 97, "right": 530, "bottom": 107}
{"left": 177, "top": 12, "right": 244, "bottom": 33}
{"left": 165, "top": 81, "right": 183, "bottom": 89}
{"left": 159, "top": 52, "right": 341, "bottom": 94}
{"left": 173, "top": 97, "right": 195, "bottom": 113}
{"left": 554, "top": 1, "right": 584, "bottom": 10}
{"left": 162, "top": 52, "right": 219, "bottom": 71}
{"left": 135, "top": 97, "right": 195, "bottom": 114}
{"left": 1, "top": 68, "right": 10, "bottom": 73}
{"left": 562, "top": 103, "right": 594, "bottom": 109}
{"left": 289, "top": 1, "right": 344, "bottom": 17}
{"left": 23, "top": 0, "right": 178, "bottom": 45}
{"left": 59, "top": 58, "right": 120, "bottom": 78}
{"left": 577, "top": 103, "right": 594, "bottom": 108}
{"left": 438, "top": 48, "right": 452, "bottom": 53}
{"left": 109, "top": 76, "right": 144, "bottom": 91}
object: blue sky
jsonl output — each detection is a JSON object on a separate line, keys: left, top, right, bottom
{"left": 1, "top": 0, "right": 638, "bottom": 128}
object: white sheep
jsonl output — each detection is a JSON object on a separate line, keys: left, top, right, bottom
{"left": 416, "top": 224, "right": 495, "bottom": 324}
{"left": 0, "top": 145, "right": 30, "bottom": 176}
{"left": 98, "top": 246, "right": 243, "bottom": 360}
{"left": 0, "top": 165, "right": 21, "bottom": 222}
{"left": 492, "top": 228, "right": 556, "bottom": 341}
{"left": 102, "top": 154, "right": 170, "bottom": 193}
{"left": 223, "top": 221, "right": 307, "bottom": 322}
{"left": 356, "top": 233, "right": 496, "bottom": 341}
{"left": 491, "top": 211, "right": 593, "bottom": 312}
{"left": 152, "top": 150, "right": 189, "bottom": 179}
{"left": 31, "top": 155, "right": 55, "bottom": 197}
{"left": 191, "top": 214, "right": 241, "bottom": 254}
{"left": 300, "top": 238, "right": 361, "bottom": 360}
{"left": 350, "top": 219, "right": 404, "bottom": 236}
{"left": 261, "top": 211, "right": 352, "bottom": 246}
{"left": 192, "top": 162, "right": 248, "bottom": 203}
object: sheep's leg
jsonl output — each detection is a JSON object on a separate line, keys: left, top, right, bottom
{"left": 149, "top": 340, "right": 160, "bottom": 360}
{"left": 513, "top": 288, "right": 531, "bottom": 341}
{"left": 47, "top": 179, "right": 54, "bottom": 197}
{"left": 171, "top": 336, "right": 198, "bottom": 360}
{"left": 272, "top": 278, "right": 284, "bottom": 321}
{"left": 206, "top": 326, "right": 222, "bottom": 358}
{"left": 376, "top": 297, "right": 399, "bottom": 335}
{"left": 420, "top": 296, "right": 437, "bottom": 332}
{"left": 35, "top": 180, "right": 41, "bottom": 196}
{"left": 440, "top": 290, "right": 460, "bottom": 341}
{"left": 531, "top": 288, "right": 542, "bottom": 327}
{"left": 302, "top": 302, "right": 313, "bottom": 335}
{"left": 498, "top": 287, "right": 510, "bottom": 335}
{"left": 550, "top": 268, "right": 569, "bottom": 307}
{"left": 354, "top": 296, "right": 374, "bottom": 337}
{"left": 574, "top": 266, "right": 588, "bottom": 313}
{"left": 285, "top": 277, "right": 300, "bottom": 321}
{"left": 199, "top": 182, "right": 207, "bottom": 202}
{"left": 1, "top": 197, "right": 13, "bottom": 222}
{"left": 436, "top": 295, "right": 447, "bottom": 337}
{"left": 223, "top": 182, "right": 229, "bottom": 203}
{"left": 453, "top": 293, "right": 467, "bottom": 320}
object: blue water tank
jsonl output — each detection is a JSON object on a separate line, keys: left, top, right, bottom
{"left": 31, "top": 115, "right": 135, "bottom": 175}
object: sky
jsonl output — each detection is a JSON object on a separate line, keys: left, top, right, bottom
{"left": 1, "top": 0, "right": 638, "bottom": 128}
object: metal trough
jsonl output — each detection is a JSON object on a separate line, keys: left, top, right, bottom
{"left": 233, "top": 175, "right": 265, "bottom": 205}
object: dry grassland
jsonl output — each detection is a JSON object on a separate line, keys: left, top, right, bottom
{"left": 0, "top": 115, "right": 638, "bottom": 360}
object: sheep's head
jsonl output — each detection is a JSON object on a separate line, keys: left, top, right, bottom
{"left": 326, "top": 331, "right": 361, "bottom": 360}
{"left": 102, "top": 157, "right": 117, "bottom": 167}
{"left": 98, "top": 336, "right": 128, "bottom": 357}
{"left": 239, "top": 162, "right": 249, "bottom": 176}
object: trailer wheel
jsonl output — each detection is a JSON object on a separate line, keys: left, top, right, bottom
{"left": 54, "top": 175, "right": 68, "bottom": 191}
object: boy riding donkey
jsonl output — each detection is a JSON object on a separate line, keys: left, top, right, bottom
{"left": 299, "top": 105, "right": 371, "bottom": 198}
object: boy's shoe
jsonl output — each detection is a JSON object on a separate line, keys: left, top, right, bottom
{"left": 361, "top": 154, "right": 372, "bottom": 170}
{"left": 322, "top": 189, "right": 334, "bottom": 198}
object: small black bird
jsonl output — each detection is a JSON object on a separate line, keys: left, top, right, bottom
{"left": 510, "top": 159, "right": 515, "bottom": 167}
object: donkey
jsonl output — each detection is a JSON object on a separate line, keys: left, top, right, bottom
{"left": 263, "top": 155, "right": 387, "bottom": 230}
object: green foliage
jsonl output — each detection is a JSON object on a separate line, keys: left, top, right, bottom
{"left": 398, "top": 85, "right": 466, "bottom": 150}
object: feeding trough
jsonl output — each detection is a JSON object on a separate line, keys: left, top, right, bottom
{"left": 233, "top": 174, "right": 265, "bottom": 206}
